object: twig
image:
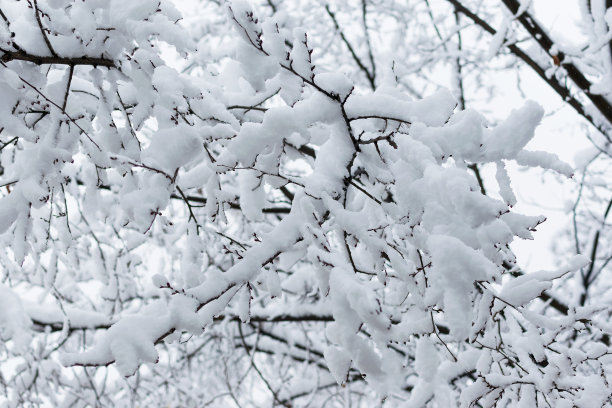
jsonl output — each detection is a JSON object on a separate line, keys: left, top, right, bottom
{"left": 325, "top": 5, "right": 376, "bottom": 90}
{"left": 33, "top": 0, "right": 58, "bottom": 57}
{"left": 0, "top": 62, "right": 101, "bottom": 150}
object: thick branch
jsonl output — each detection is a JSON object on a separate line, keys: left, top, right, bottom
{"left": 501, "top": 0, "right": 612, "bottom": 128}
{"left": 447, "top": 0, "right": 611, "bottom": 140}
{"left": 34, "top": 312, "right": 334, "bottom": 333}
{"left": 1, "top": 50, "right": 115, "bottom": 67}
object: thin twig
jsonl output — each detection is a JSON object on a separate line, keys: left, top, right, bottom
{"left": 33, "top": 0, "right": 58, "bottom": 57}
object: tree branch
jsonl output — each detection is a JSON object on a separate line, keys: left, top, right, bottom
{"left": 500, "top": 0, "right": 612, "bottom": 128}
{"left": 325, "top": 4, "right": 376, "bottom": 90}
{"left": 447, "top": 0, "right": 612, "bottom": 140}
{"left": 33, "top": 0, "right": 58, "bottom": 57}
{"left": 0, "top": 50, "right": 115, "bottom": 67}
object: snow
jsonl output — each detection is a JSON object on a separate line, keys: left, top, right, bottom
{"left": 323, "top": 346, "right": 351, "bottom": 385}
{"left": 26, "top": 303, "right": 114, "bottom": 330}
{"left": 414, "top": 336, "right": 439, "bottom": 382}
{"left": 61, "top": 312, "right": 173, "bottom": 377}
{"left": 345, "top": 89, "right": 457, "bottom": 126}
{"left": 0, "top": 285, "right": 32, "bottom": 353}
{"left": 0, "top": 0, "right": 609, "bottom": 406}
{"left": 144, "top": 124, "right": 203, "bottom": 174}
